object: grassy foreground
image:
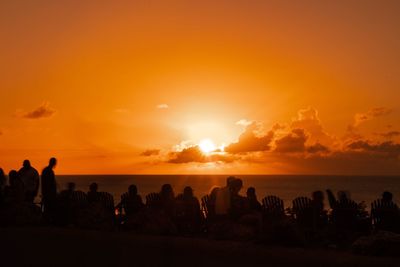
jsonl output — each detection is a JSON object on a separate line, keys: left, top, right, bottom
{"left": 0, "top": 227, "right": 399, "bottom": 267}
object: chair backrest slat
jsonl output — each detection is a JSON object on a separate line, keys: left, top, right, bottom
{"left": 99, "top": 192, "right": 115, "bottom": 212}
{"left": 371, "top": 198, "right": 399, "bottom": 227}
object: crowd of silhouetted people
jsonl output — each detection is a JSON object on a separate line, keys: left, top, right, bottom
{"left": 1, "top": 159, "right": 400, "bottom": 247}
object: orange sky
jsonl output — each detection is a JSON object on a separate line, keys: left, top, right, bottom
{"left": 1, "top": 1, "right": 400, "bottom": 174}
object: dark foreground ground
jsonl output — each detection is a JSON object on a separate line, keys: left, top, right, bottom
{"left": 1, "top": 227, "right": 399, "bottom": 267}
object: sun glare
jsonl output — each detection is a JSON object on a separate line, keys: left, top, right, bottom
{"left": 199, "top": 139, "right": 216, "bottom": 153}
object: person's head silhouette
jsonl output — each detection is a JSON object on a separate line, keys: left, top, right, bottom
{"left": 226, "top": 176, "right": 236, "bottom": 187}
{"left": 23, "top": 159, "right": 31, "bottom": 169}
{"left": 49, "top": 157, "right": 57, "bottom": 169}
{"left": 89, "top": 182, "right": 98, "bottom": 193}
{"left": 231, "top": 178, "right": 243, "bottom": 195}
{"left": 183, "top": 186, "right": 193, "bottom": 198}
{"left": 382, "top": 191, "right": 393, "bottom": 202}
{"left": 67, "top": 182, "right": 75, "bottom": 192}
{"left": 161, "top": 184, "right": 174, "bottom": 199}
{"left": 128, "top": 184, "right": 137, "bottom": 195}
{"left": 247, "top": 187, "right": 256, "bottom": 198}
{"left": 312, "top": 191, "right": 325, "bottom": 203}
{"left": 8, "top": 170, "right": 19, "bottom": 186}
{"left": 337, "top": 190, "right": 350, "bottom": 202}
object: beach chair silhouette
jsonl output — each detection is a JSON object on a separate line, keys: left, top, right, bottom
{"left": 262, "top": 195, "right": 285, "bottom": 219}
{"left": 292, "top": 197, "right": 314, "bottom": 228}
{"left": 70, "top": 191, "right": 88, "bottom": 224}
{"left": 146, "top": 192, "right": 160, "bottom": 208}
{"left": 371, "top": 199, "right": 400, "bottom": 232}
{"left": 331, "top": 198, "right": 359, "bottom": 230}
{"left": 98, "top": 192, "right": 115, "bottom": 215}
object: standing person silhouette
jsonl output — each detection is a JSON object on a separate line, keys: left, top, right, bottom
{"left": 0, "top": 168, "right": 5, "bottom": 191}
{"left": 41, "top": 158, "right": 58, "bottom": 219}
{"left": 18, "top": 160, "right": 39, "bottom": 203}
{"left": 0, "top": 168, "right": 6, "bottom": 204}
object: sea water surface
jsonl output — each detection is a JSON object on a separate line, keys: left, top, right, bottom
{"left": 55, "top": 175, "right": 400, "bottom": 209}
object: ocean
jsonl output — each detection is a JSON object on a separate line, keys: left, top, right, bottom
{"left": 54, "top": 175, "right": 400, "bottom": 209}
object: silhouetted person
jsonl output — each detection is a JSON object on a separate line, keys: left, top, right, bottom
{"left": 175, "top": 186, "right": 202, "bottom": 233}
{"left": 311, "top": 190, "right": 328, "bottom": 228}
{"left": 330, "top": 190, "right": 363, "bottom": 236}
{"left": 41, "top": 158, "right": 58, "bottom": 218}
{"left": 337, "top": 190, "right": 351, "bottom": 203}
{"left": 4, "top": 170, "right": 25, "bottom": 204}
{"left": 0, "top": 168, "right": 5, "bottom": 205}
{"left": 159, "top": 184, "right": 175, "bottom": 218}
{"left": 57, "top": 182, "right": 77, "bottom": 225}
{"left": 0, "top": 168, "right": 5, "bottom": 190}
{"left": 118, "top": 185, "right": 144, "bottom": 216}
{"left": 215, "top": 176, "right": 235, "bottom": 216}
{"left": 87, "top": 182, "right": 100, "bottom": 203}
{"left": 312, "top": 191, "right": 325, "bottom": 213}
{"left": 59, "top": 182, "right": 75, "bottom": 199}
{"left": 229, "top": 178, "right": 247, "bottom": 219}
{"left": 205, "top": 186, "right": 220, "bottom": 220}
{"left": 382, "top": 191, "right": 395, "bottom": 203}
{"left": 376, "top": 191, "right": 400, "bottom": 232}
{"left": 246, "top": 187, "right": 262, "bottom": 212}
{"left": 18, "top": 160, "right": 39, "bottom": 203}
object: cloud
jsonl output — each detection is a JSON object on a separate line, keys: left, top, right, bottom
{"left": 225, "top": 122, "right": 274, "bottom": 154}
{"left": 0, "top": 130, "right": 3, "bottom": 136}
{"left": 145, "top": 106, "right": 400, "bottom": 174}
{"left": 20, "top": 102, "right": 56, "bottom": 119}
{"left": 157, "top": 104, "right": 169, "bottom": 109}
{"left": 377, "top": 131, "right": 400, "bottom": 139}
{"left": 346, "top": 140, "right": 400, "bottom": 157}
{"left": 236, "top": 119, "right": 253, "bottom": 127}
{"left": 274, "top": 128, "right": 308, "bottom": 153}
{"left": 140, "top": 149, "right": 161, "bottom": 156}
{"left": 352, "top": 107, "right": 392, "bottom": 128}
{"left": 167, "top": 146, "right": 236, "bottom": 164}
{"left": 167, "top": 146, "right": 206, "bottom": 163}
{"left": 291, "top": 107, "right": 334, "bottom": 146}
{"left": 306, "top": 143, "right": 330, "bottom": 154}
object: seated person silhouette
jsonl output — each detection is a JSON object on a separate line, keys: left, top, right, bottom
{"left": 229, "top": 178, "right": 247, "bottom": 220}
{"left": 175, "top": 186, "right": 202, "bottom": 233}
{"left": 159, "top": 184, "right": 176, "bottom": 218}
{"left": 59, "top": 182, "right": 75, "bottom": 198}
{"left": 246, "top": 187, "right": 262, "bottom": 212}
{"left": 208, "top": 186, "right": 220, "bottom": 217}
{"left": 215, "top": 176, "right": 235, "bottom": 217}
{"left": 331, "top": 191, "right": 359, "bottom": 231}
{"left": 375, "top": 191, "right": 400, "bottom": 232}
{"left": 311, "top": 190, "right": 328, "bottom": 228}
{"left": 118, "top": 185, "right": 144, "bottom": 216}
{"left": 57, "top": 182, "right": 76, "bottom": 225}
{"left": 87, "top": 182, "right": 101, "bottom": 203}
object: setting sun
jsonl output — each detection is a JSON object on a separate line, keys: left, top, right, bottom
{"left": 199, "top": 139, "right": 216, "bottom": 154}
